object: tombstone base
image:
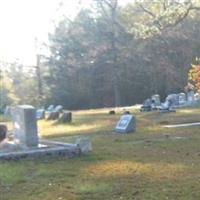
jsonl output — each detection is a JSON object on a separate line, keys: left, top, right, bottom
{"left": 0, "top": 139, "right": 83, "bottom": 160}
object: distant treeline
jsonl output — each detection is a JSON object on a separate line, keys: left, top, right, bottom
{"left": 1, "top": 0, "right": 200, "bottom": 109}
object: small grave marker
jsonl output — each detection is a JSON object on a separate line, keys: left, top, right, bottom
{"left": 115, "top": 114, "right": 135, "bottom": 133}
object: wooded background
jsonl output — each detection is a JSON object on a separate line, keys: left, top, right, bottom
{"left": 1, "top": 0, "right": 200, "bottom": 109}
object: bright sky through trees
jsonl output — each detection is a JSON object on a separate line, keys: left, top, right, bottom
{"left": 0, "top": 0, "right": 131, "bottom": 66}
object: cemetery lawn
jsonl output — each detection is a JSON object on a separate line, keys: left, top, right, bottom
{"left": 0, "top": 107, "right": 200, "bottom": 200}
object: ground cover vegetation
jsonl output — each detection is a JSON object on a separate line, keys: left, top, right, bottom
{"left": 0, "top": 107, "right": 200, "bottom": 200}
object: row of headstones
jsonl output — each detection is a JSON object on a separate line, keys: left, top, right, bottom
{"left": 164, "top": 91, "right": 200, "bottom": 107}
{"left": 35, "top": 105, "right": 72, "bottom": 123}
{"left": 141, "top": 91, "right": 200, "bottom": 112}
{"left": 116, "top": 91, "right": 199, "bottom": 132}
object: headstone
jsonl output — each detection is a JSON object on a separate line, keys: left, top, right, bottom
{"left": 47, "top": 105, "right": 55, "bottom": 112}
{"left": 151, "top": 94, "right": 161, "bottom": 106}
{"left": 115, "top": 114, "right": 135, "bottom": 133}
{"left": 12, "top": 105, "right": 39, "bottom": 147}
{"left": 140, "top": 98, "right": 151, "bottom": 112}
{"left": 46, "top": 111, "right": 59, "bottom": 120}
{"left": 166, "top": 94, "right": 179, "bottom": 106}
{"left": 0, "top": 124, "right": 7, "bottom": 142}
{"left": 36, "top": 109, "right": 45, "bottom": 119}
{"left": 194, "top": 93, "right": 200, "bottom": 101}
{"left": 76, "top": 137, "right": 92, "bottom": 155}
{"left": 187, "top": 91, "right": 195, "bottom": 102}
{"left": 54, "top": 105, "right": 63, "bottom": 113}
{"left": 58, "top": 112, "right": 72, "bottom": 123}
{"left": 178, "top": 93, "right": 186, "bottom": 105}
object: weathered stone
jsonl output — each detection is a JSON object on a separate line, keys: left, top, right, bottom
{"left": 11, "top": 105, "right": 38, "bottom": 147}
{"left": 58, "top": 112, "right": 72, "bottom": 123}
{"left": 166, "top": 94, "right": 179, "bottom": 106}
{"left": 0, "top": 124, "right": 7, "bottom": 142}
{"left": 46, "top": 111, "right": 59, "bottom": 120}
{"left": 140, "top": 98, "right": 151, "bottom": 112}
{"left": 47, "top": 105, "right": 55, "bottom": 112}
{"left": 54, "top": 105, "right": 63, "bottom": 113}
{"left": 115, "top": 114, "right": 135, "bottom": 133}
{"left": 151, "top": 94, "right": 161, "bottom": 106}
{"left": 178, "top": 93, "right": 186, "bottom": 105}
{"left": 187, "top": 91, "right": 195, "bottom": 102}
{"left": 36, "top": 109, "right": 45, "bottom": 119}
{"left": 76, "top": 138, "right": 92, "bottom": 155}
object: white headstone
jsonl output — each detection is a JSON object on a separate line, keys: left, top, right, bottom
{"left": 47, "top": 105, "right": 55, "bottom": 112}
{"left": 54, "top": 105, "right": 63, "bottom": 112}
{"left": 151, "top": 94, "right": 161, "bottom": 106}
{"left": 12, "top": 105, "right": 39, "bottom": 147}
{"left": 187, "top": 91, "right": 195, "bottom": 102}
{"left": 115, "top": 114, "right": 135, "bottom": 133}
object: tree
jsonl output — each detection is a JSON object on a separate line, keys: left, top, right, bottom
{"left": 123, "top": 0, "right": 200, "bottom": 38}
{"left": 0, "top": 67, "right": 17, "bottom": 107}
{"left": 188, "top": 63, "right": 200, "bottom": 92}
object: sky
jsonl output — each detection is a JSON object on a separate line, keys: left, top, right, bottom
{"left": 0, "top": 0, "right": 131, "bottom": 66}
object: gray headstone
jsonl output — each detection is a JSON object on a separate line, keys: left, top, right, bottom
{"left": 46, "top": 111, "right": 59, "bottom": 120}
{"left": 187, "top": 91, "right": 195, "bottom": 102}
{"left": 115, "top": 114, "right": 135, "bottom": 133}
{"left": 76, "top": 137, "right": 92, "bottom": 155}
{"left": 151, "top": 94, "right": 161, "bottom": 106}
{"left": 58, "top": 112, "right": 72, "bottom": 123}
{"left": 166, "top": 94, "right": 179, "bottom": 106}
{"left": 12, "top": 105, "right": 39, "bottom": 147}
{"left": 47, "top": 105, "right": 55, "bottom": 112}
{"left": 36, "top": 109, "right": 45, "bottom": 119}
{"left": 0, "top": 124, "right": 7, "bottom": 142}
{"left": 54, "top": 105, "right": 63, "bottom": 112}
{"left": 178, "top": 93, "right": 186, "bottom": 105}
{"left": 194, "top": 93, "right": 200, "bottom": 101}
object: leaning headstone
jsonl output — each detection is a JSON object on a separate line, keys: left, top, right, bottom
{"left": 46, "top": 111, "right": 59, "bottom": 120}
{"left": 47, "top": 105, "right": 55, "bottom": 112}
{"left": 58, "top": 112, "right": 72, "bottom": 123}
{"left": 76, "top": 137, "right": 92, "bottom": 155}
{"left": 115, "top": 114, "right": 135, "bottom": 133}
{"left": 0, "top": 124, "right": 7, "bottom": 142}
{"left": 12, "top": 105, "right": 38, "bottom": 147}
{"left": 36, "top": 109, "right": 45, "bottom": 119}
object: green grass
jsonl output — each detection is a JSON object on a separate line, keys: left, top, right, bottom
{"left": 0, "top": 106, "right": 200, "bottom": 200}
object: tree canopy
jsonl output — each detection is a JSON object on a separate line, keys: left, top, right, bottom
{"left": 1, "top": 0, "right": 200, "bottom": 109}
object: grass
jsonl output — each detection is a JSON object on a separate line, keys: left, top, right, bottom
{"left": 0, "top": 106, "right": 200, "bottom": 200}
